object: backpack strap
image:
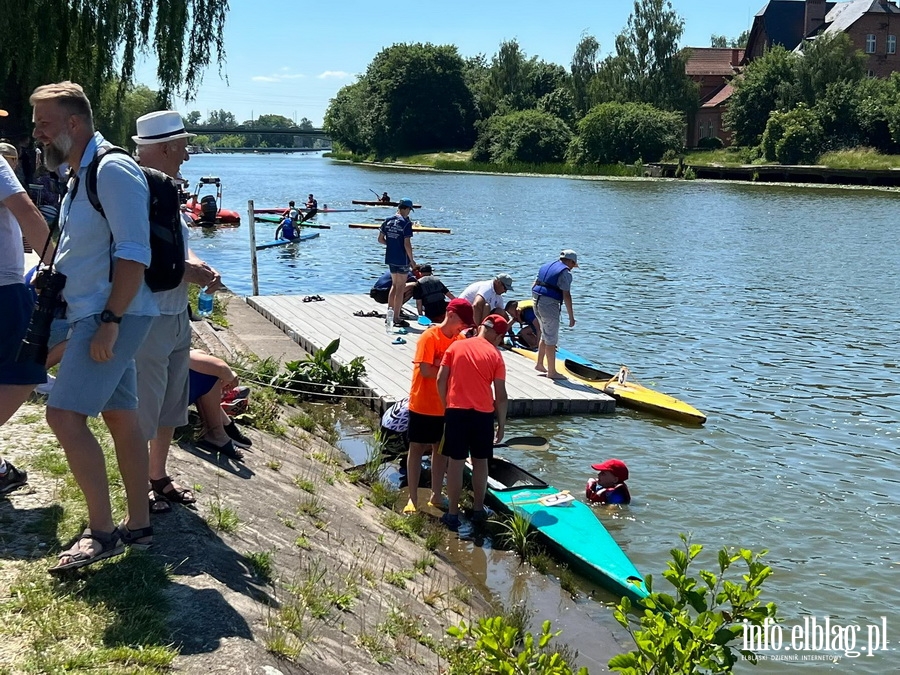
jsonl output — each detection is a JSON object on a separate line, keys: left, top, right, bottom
{"left": 84, "top": 145, "right": 131, "bottom": 281}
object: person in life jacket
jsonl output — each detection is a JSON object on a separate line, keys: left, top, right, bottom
{"left": 532, "top": 249, "right": 578, "bottom": 380}
{"left": 505, "top": 299, "right": 541, "bottom": 349}
{"left": 412, "top": 264, "right": 455, "bottom": 322}
{"left": 585, "top": 458, "right": 631, "bottom": 505}
{"left": 275, "top": 216, "right": 297, "bottom": 241}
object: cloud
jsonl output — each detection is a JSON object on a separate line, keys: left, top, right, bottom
{"left": 317, "top": 70, "right": 350, "bottom": 80}
{"left": 251, "top": 71, "right": 306, "bottom": 82}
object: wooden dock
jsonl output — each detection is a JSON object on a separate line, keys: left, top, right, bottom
{"left": 247, "top": 294, "right": 615, "bottom": 418}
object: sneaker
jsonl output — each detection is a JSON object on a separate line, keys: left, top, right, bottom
{"left": 224, "top": 421, "right": 253, "bottom": 448}
{"left": 0, "top": 463, "right": 28, "bottom": 495}
{"left": 222, "top": 386, "right": 250, "bottom": 404}
{"left": 470, "top": 506, "right": 495, "bottom": 523}
{"left": 35, "top": 374, "right": 56, "bottom": 396}
{"left": 440, "top": 513, "right": 460, "bottom": 532}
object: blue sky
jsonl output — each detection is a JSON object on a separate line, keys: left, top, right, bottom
{"left": 137, "top": 0, "right": 763, "bottom": 126}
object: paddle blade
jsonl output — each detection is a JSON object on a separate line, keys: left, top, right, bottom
{"left": 494, "top": 436, "right": 549, "bottom": 451}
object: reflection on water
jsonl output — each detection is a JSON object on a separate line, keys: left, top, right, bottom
{"left": 189, "top": 154, "right": 900, "bottom": 673}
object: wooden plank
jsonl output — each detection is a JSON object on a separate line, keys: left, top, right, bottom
{"left": 247, "top": 294, "right": 615, "bottom": 418}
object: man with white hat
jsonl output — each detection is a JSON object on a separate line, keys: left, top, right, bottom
{"left": 132, "top": 111, "right": 234, "bottom": 515}
{"left": 532, "top": 249, "right": 578, "bottom": 380}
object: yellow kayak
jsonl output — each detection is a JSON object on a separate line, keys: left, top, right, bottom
{"left": 348, "top": 223, "right": 452, "bottom": 234}
{"left": 509, "top": 347, "right": 707, "bottom": 425}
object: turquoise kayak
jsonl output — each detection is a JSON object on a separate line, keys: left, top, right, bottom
{"left": 469, "top": 456, "right": 649, "bottom": 602}
{"left": 255, "top": 231, "right": 320, "bottom": 250}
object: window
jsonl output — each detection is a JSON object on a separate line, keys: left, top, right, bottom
{"left": 889, "top": 35, "right": 896, "bottom": 54}
{"left": 866, "top": 34, "right": 876, "bottom": 53}
{"left": 709, "top": 120, "right": 716, "bottom": 138}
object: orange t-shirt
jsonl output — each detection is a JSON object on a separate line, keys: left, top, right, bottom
{"left": 441, "top": 337, "right": 507, "bottom": 413}
{"left": 409, "top": 325, "right": 464, "bottom": 416}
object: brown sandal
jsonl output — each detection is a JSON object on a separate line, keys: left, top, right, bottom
{"left": 150, "top": 476, "right": 196, "bottom": 505}
{"left": 50, "top": 528, "right": 125, "bottom": 573}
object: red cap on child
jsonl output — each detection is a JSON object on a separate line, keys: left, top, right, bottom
{"left": 590, "top": 458, "right": 629, "bottom": 481}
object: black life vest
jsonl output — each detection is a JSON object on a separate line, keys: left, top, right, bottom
{"left": 418, "top": 275, "right": 445, "bottom": 306}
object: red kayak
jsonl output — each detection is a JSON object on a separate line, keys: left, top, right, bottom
{"left": 253, "top": 206, "right": 366, "bottom": 214}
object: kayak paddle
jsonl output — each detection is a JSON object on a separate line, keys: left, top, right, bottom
{"left": 493, "top": 435, "right": 549, "bottom": 451}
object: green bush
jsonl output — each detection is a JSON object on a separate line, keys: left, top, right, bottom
{"left": 761, "top": 105, "right": 823, "bottom": 164}
{"left": 697, "top": 136, "right": 724, "bottom": 150}
{"left": 609, "top": 534, "right": 778, "bottom": 675}
{"left": 571, "top": 102, "right": 682, "bottom": 164}
{"left": 473, "top": 110, "right": 572, "bottom": 164}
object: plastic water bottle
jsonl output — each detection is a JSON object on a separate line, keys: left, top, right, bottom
{"left": 385, "top": 307, "right": 394, "bottom": 334}
{"left": 197, "top": 288, "right": 213, "bottom": 317}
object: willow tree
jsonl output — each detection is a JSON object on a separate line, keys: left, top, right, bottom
{"left": 0, "top": 0, "right": 228, "bottom": 133}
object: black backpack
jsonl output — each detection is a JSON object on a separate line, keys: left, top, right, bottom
{"left": 84, "top": 146, "right": 185, "bottom": 292}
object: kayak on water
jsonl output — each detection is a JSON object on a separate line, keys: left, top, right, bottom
{"left": 465, "top": 456, "right": 649, "bottom": 602}
{"left": 508, "top": 345, "right": 707, "bottom": 425}
{"left": 255, "top": 231, "right": 321, "bottom": 250}
{"left": 351, "top": 199, "right": 423, "bottom": 208}
{"left": 348, "top": 223, "right": 451, "bottom": 234}
{"left": 253, "top": 207, "right": 366, "bottom": 214}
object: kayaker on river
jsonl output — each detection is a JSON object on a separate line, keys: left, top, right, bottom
{"left": 532, "top": 249, "right": 578, "bottom": 380}
{"left": 274, "top": 216, "right": 297, "bottom": 241}
{"left": 586, "top": 458, "right": 631, "bottom": 505}
{"left": 299, "top": 193, "right": 318, "bottom": 223}
{"left": 380, "top": 191, "right": 391, "bottom": 203}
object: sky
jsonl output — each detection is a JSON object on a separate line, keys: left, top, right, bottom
{"left": 135, "top": 0, "right": 765, "bottom": 127}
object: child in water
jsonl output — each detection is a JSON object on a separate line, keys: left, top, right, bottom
{"left": 585, "top": 458, "right": 631, "bottom": 505}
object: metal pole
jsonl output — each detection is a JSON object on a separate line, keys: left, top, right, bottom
{"left": 248, "top": 199, "right": 259, "bottom": 296}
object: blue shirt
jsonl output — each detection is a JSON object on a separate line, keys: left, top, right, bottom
{"left": 380, "top": 214, "right": 413, "bottom": 266}
{"left": 373, "top": 270, "right": 415, "bottom": 291}
{"left": 56, "top": 132, "right": 158, "bottom": 322}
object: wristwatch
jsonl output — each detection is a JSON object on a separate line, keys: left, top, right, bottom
{"left": 99, "top": 309, "right": 122, "bottom": 324}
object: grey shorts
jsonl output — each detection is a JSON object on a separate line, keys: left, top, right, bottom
{"left": 136, "top": 309, "right": 191, "bottom": 440}
{"left": 533, "top": 296, "right": 562, "bottom": 347}
{"left": 48, "top": 314, "right": 153, "bottom": 417}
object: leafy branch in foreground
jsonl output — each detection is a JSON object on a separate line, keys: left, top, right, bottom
{"left": 609, "top": 534, "right": 778, "bottom": 674}
{"left": 446, "top": 616, "right": 586, "bottom": 675}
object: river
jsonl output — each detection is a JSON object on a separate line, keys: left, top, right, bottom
{"left": 185, "top": 152, "right": 900, "bottom": 672}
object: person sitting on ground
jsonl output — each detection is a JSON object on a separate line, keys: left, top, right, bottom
{"left": 380, "top": 192, "right": 391, "bottom": 203}
{"left": 412, "top": 264, "right": 455, "bottom": 322}
{"left": 369, "top": 269, "right": 416, "bottom": 306}
{"left": 506, "top": 299, "right": 541, "bottom": 349}
{"left": 188, "top": 350, "right": 251, "bottom": 461}
{"left": 274, "top": 215, "right": 297, "bottom": 241}
{"left": 585, "top": 458, "right": 631, "bottom": 505}
{"left": 299, "top": 193, "right": 318, "bottom": 223}
{"left": 458, "top": 274, "right": 514, "bottom": 326}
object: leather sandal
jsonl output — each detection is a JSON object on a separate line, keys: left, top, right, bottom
{"left": 150, "top": 475, "right": 196, "bottom": 505}
{"left": 50, "top": 528, "right": 125, "bottom": 573}
{"left": 117, "top": 520, "right": 154, "bottom": 551}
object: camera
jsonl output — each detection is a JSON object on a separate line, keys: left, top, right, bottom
{"left": 17, "top": 269, "right": 67, "bottom": 366}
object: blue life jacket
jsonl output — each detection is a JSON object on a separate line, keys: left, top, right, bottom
{"left": 532, "top": 260, "right": 567, "bottom": 302}
{"left": 281, "top": 218, "right": 296, "bottom": 240}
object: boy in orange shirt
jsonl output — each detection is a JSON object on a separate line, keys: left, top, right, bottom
{"left": 437, "top": 315, "right": 509, "bottom": 531}
{"left": 403, "top": 298, "right": 475, "bottom": 513}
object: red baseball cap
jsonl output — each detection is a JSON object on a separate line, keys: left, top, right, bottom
{"left": 482, "top": 314, "right": 509, "bottom": 335}
{"left": 590, "top": 459, "right": 629, "bottom": 481}
{"left": 446, "top": 298, "right": 475, "bottom": 326}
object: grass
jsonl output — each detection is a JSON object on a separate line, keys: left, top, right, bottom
{"left": 207, "top": 498, "right": 240, "bottom": 533}
{"left": 818, "top": 147, "right": 900, "bottom": 170}
{"left": 368, "top": 480, "right": 398, "bottom": 508}
{"left": 187, "top": 284, "right": 228, "bottom": 327}
{"left": 498, "top": 510, "right": 534, "bottom": 562}
{"left": 384, "top": 568, "right": 416, "bottom": 588}
{"left": 297, "top": 494, "right": 325, "bottom": 519}
{"left": 245, "top": 550, "right": 276, "bottom": 583}
{"left": 382, "top": 511, "right": 428, "bottom": 540}
{"left": 293, "top": 475, "right": 316, "bottom": 493}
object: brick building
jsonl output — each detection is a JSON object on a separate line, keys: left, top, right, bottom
{"left": 684, "top": 0, "right": 900, "bottom": 147}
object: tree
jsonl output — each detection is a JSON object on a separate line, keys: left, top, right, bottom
{"left": 711, "top": 31, "right": 750, "bottom": 48}
{"left": 472, "top": 110, "right": 572, "bottom": 164}
{"left": 710, "top": 34, "right": 729, "bottom": 48}
{"left": 570, "top": 34, "right": 601, "bottom": 118}
{"left": 205, "top": 109, "right": 237, "bottom": 127}
{"left": 244, "top": 114, "right": 297, "bottom": 147}
{"left": 0, "top": 1, "right": 227, "bottom": 133}
{"left": 323, "top": 81, "right": 370, "bottom": 154}
{"left": 594, "top": 0, "right": 698, "bottom": 114}
{"left": 185, "top": 111, "right": 203, "bottom": 126}
{"left": 795, "top": 32, "right": 866, "bottom": 106}
{"left": 761, "top": 105, "right": 823, "bottom": 164}
{"left": 571, "top": 101, "right": 682, "bottom": 164}
{"left": 724, "top": 45, "right": 797, "bottom": 147}
{"left": 95, "top": 83, "right": 159, "bottom": 147}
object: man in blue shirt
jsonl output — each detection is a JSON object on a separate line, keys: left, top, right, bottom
{"left": 378, "top": 197, "right": 417, "bottom": 327}
{"left": 32, "top": 81, "right": 157, "bottom": 572}
{"left": 370, "top": 269, "right": 416, "bottom": 305}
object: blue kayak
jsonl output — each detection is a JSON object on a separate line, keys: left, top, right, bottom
{"left": 468, "top": 456, "right": 649, "bottom": 602}
{"left": 255, "top": 231, "right": 320, "bottom": 250}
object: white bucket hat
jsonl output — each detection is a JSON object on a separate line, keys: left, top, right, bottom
{"left": 132, "top": 111, "right": 195, "bottom": 145}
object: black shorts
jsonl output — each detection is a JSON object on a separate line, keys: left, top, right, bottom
{"left": 370, "top": 288, "right": 389, "bottom": 304}
{"left": 408, "top": 410, "right": 444, "bottom": 445}
{"left": 442, "top": 408, "right": 494, "bottom": 460}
